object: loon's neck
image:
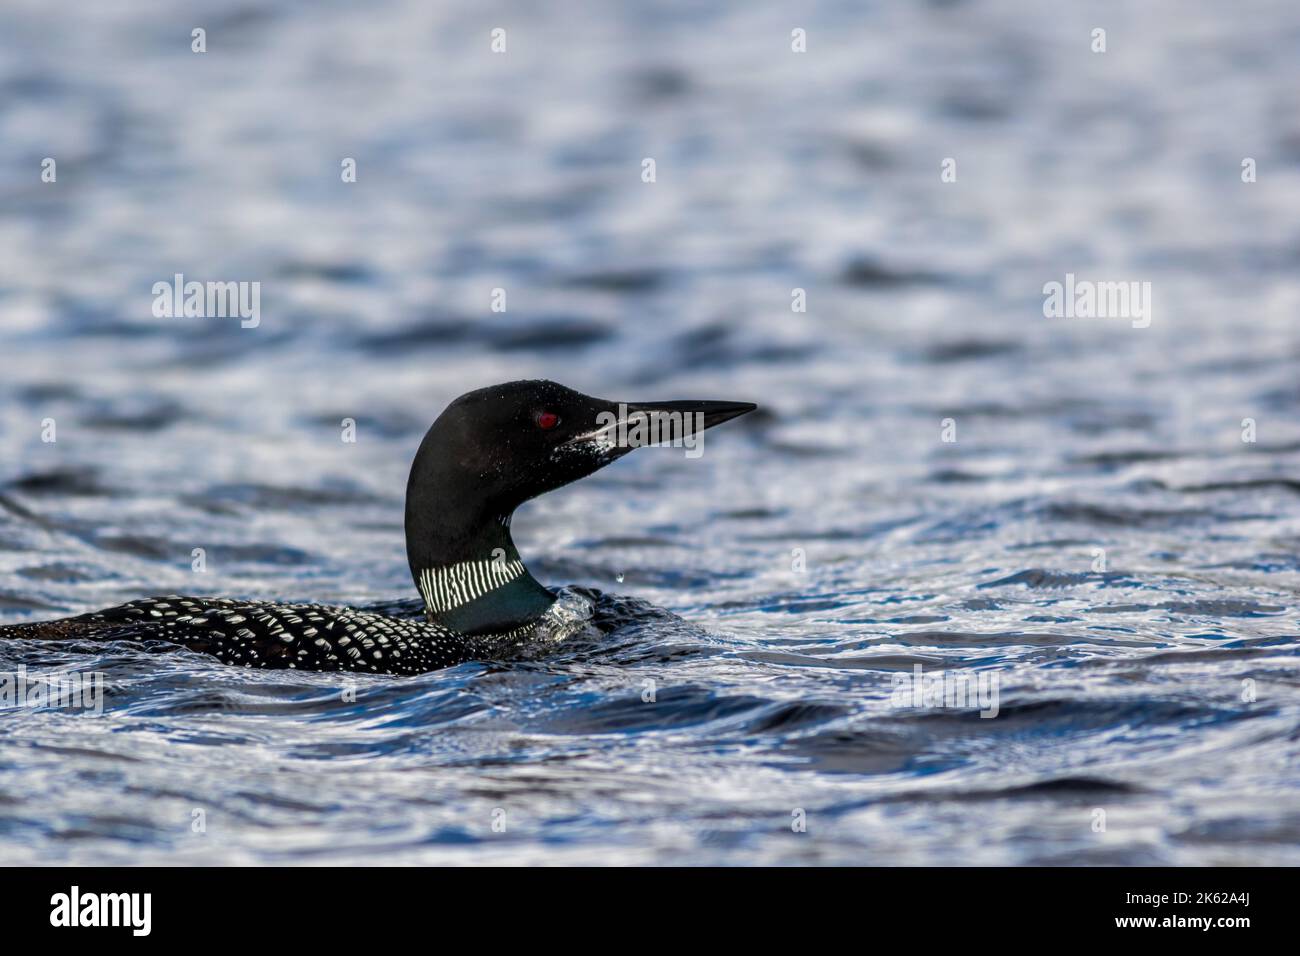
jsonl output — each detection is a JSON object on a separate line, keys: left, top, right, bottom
{"left": 404, "top": 507, "right": 555, "bottom": 635}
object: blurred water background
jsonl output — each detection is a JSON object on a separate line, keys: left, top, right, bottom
{"left": 1, "top": 0, "right": 1299, "bottom": 864}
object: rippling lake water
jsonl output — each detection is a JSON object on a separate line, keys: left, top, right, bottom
{"left": 2, "top": 0, "right": 1299, "bottom": 865}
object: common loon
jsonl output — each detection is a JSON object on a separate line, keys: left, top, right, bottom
{"left": 0, "top": 381, "right": 755, "bottom": 674}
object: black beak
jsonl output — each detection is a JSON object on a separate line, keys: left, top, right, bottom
{"left": 561, "top": 398, "right": 757, "bottom": 455}
{"left": 626, "top": 399, "right": 757, "bottom": 432}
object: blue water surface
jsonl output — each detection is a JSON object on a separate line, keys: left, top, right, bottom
{"left": 1, "top": 0, "right": 1298, "bottom": 864}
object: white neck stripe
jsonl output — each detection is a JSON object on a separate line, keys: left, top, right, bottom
{"left": 418, "top": 558, "right": 527, "bottom": 613}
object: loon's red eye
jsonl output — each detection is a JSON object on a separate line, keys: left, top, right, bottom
{"left": 536, "top": 411, "right": 560, "bottom": 430}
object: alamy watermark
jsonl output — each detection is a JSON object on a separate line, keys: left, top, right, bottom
{"left": 1, "top": 665, "right": 104, "bottom": 715}
{"left": 890, "top": 663, "right": 999, "bottom": 718}
{"left": 1043, "top": 273, "right": 1151, "bottom": 328}
{"left": 152, "top": 273, "right": 260, "bottom": 328}
{"left": 595, "top": 404, "right": 706, "bottom": 458}
{"left": 50, "top": 886, "right": 151, "bottom": 936}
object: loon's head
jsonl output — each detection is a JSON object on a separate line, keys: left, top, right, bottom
{"left": 404, "top": 380, "right": 756, "bottom": 632}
